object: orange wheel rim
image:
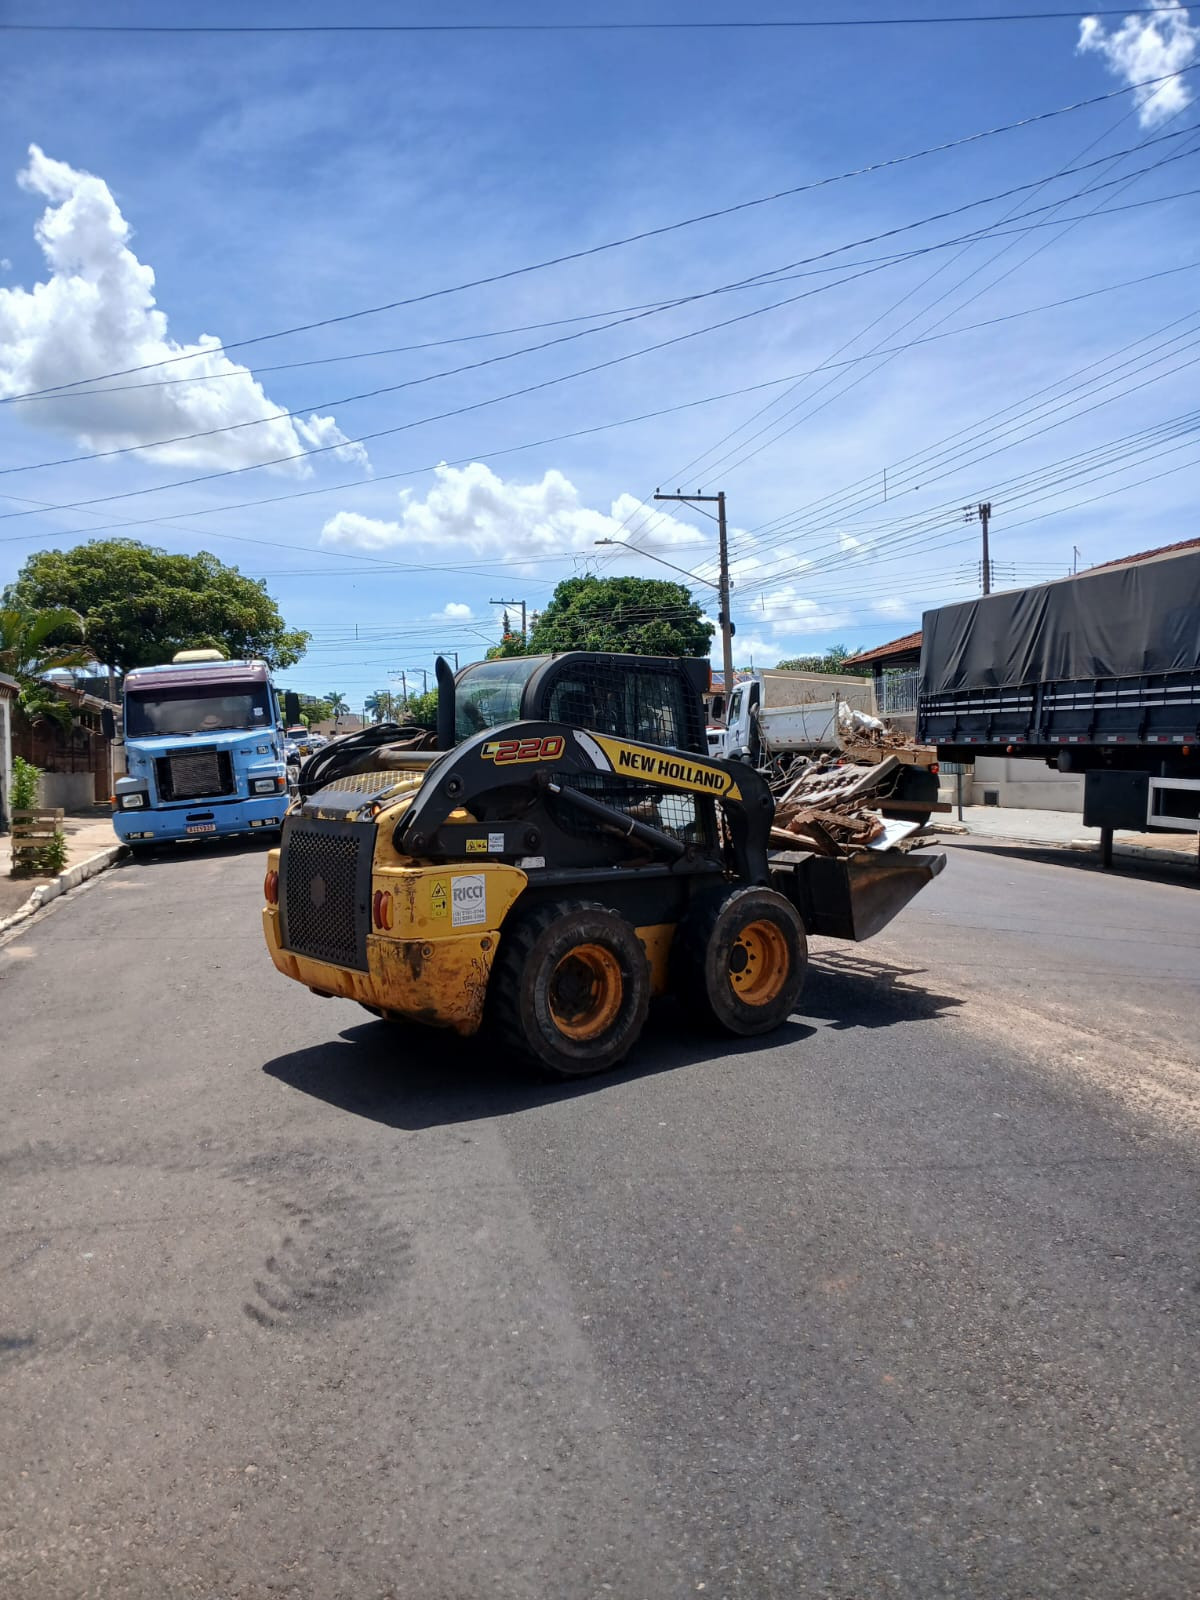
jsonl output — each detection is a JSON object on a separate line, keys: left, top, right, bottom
{"left": 728, "top": 918, "right": 789, "bottom": 1006}
{"left": 548, "top": 944, "right": 624, "bottom": 1041}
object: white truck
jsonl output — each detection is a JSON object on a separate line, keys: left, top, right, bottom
{"left": 712, "top": 671, "right": 879, "bottom": 761}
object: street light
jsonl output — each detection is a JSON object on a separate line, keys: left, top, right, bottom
{"left": 593, "top": 538, "right": 719, "bottom": 590}
{"left": 594, "top": 535, "right": 733, "bottom": 688}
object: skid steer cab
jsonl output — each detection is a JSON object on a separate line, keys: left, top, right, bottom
{"left": 263, "top": 652, "right": 944, "bottom": 1078}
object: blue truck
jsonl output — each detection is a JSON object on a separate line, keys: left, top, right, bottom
{"left": 112, "top": 651, "right": 289, "bottom": 849}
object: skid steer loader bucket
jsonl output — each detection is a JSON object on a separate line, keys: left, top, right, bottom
{"left": 771, "top": 848, "right": 946, "bottom": 942}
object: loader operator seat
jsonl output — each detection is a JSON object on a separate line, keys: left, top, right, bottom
{"left": 549, "top": 683, "right": 598, "bottom": 731}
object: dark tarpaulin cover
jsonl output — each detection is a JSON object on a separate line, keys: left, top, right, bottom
{"left": 920, "top": 547, "right": 1200, "bottom": 694}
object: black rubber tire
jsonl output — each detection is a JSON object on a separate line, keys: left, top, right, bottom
{"left": 487, "top": 899, "right": 650, "bottom": 1079}
{"left": 672, "top": 884, "right": 807, "bottom": 1038}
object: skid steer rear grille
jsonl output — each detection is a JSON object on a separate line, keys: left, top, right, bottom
{"left": 279, "top": 817, "right": 375, "bottom": 971}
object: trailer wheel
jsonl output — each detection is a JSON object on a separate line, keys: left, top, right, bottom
{"left": 488, "top": 900, "right": 650, "bottom": 1078}
{"left": 673, "top": 885, "right": 807, "bottom": 1037}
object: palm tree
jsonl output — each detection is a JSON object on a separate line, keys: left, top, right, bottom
{"left": 0, "top": 606, "right": 94, "bottom": 730}
{"left": 326, "top": 689, "right": 350, "bottom": 728}
{"left": 364, "top": 690, "right": 394, "bottom": 723}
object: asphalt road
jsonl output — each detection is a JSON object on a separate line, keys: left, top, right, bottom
{"left": 2, "top": 837, "right": 1198, "bottom": 1600}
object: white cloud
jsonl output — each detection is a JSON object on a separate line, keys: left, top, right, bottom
{"left": 0, "top": 146, "right": 367, "bottom": 473}
{"left": 320, "top": 461, "right": 709, "bottom": 565}
{"left": 744, "top": 585, "right": 850, "bottom": 637}
{"left": 435, "top": 601, "right": 473, "bottom": 618}
{"left": 1078, "top": 3, "right": 1199, "bottom": 126}
{"left": 0, "top": 259, "right": 10, "bottom": 272}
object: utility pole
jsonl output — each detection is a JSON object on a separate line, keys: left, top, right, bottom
{"left": 963, "top": 500, "right": 993, "bottom": 594}
{"left": 439, "top": 650, "right": 459, "bottom": 670}
{"left": 489, "top": 598, "right": 527, "bottom": 641}
{"left": 653, "top": 489, "right": 735, "bottom": 697}
{"left": 1072, "top": 545, "right": 1081, "bottom": 575}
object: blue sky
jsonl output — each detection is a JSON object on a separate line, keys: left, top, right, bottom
{"left": 1, "top": 1, "right": 1197, "bottom": 708}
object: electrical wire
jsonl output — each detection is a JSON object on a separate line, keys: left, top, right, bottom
{"left": 5, "top": 62, "right": 1195, "bottom": 405}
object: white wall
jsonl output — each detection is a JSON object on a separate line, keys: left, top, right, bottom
{"left": 39, "top": 771, "right": 95, "bottom": 809}
{"left": 972, "top": 756, "right": 1083, "bottom": 812}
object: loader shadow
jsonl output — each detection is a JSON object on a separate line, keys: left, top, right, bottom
{"left": 263, "top": 954, "right": 962, "bottom": 1131}
{"left": 800, "top": 947, "right": 966, "bottom": 1031}
{"left": 262, "top": 1008, "right": 817, "bottom": 1131}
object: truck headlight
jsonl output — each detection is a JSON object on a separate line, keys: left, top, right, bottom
{"left": 120, "top": 793, "right": 145, "bottom": 809}
{"left": 251, "top": 777, "right": 280, "bottom": 794}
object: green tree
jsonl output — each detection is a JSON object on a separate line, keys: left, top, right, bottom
{"left": 0, "top": 604, "right": 94, "bottom": 731}
{"left": 485, "top": 632, "right": 528, "bottom": 660}
{"left": 4, "top": 539, "right": 309, "bottom": 675}
{"left": 527, "top": 577, "right": 712, "bottom": 657}
{"left": 774, "top": 645, "right": 863, "bottom": 674}
{"left": 364, "top": 690, "right": 397, "bottom": 722}
{"left": 403, "top": 688, "right": 439, "bottom": 730}
{"left": 301, "top": 698, "right": 333, "bottom": 727}
{"left": 326, "top": 690, "right": 350, "bottom": 724}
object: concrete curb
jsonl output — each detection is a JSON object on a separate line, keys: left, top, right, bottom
{"left": 931, "top": 823, "right": 1195, "bottom": 865}
{"left": 1068, "top": 837, "right": 1198, "bottom": 866}
{"left": 0, "top": 843, "right": 126, "bottom": 936}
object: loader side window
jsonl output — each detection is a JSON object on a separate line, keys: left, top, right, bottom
{"left": 454, "top": 658, "right": 541, "bottom": 742}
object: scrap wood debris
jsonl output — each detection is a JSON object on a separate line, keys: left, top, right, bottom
{"left": 769, "top": 754, "right": 921, "bottom": 857}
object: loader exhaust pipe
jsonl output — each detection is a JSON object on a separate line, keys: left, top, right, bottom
{"left": 435, "top": 655, "right": 456, "bottom": 751}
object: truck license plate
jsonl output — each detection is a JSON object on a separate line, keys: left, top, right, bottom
{"left": 186, "top": 823, "right": 216, "bottom": 834}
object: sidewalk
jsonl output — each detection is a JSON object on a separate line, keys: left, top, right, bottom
{"left": 0, "top": 808, "right": 121, "bottom": 921}
{"left": 934, "top": 803, "right": 1198, "bottom": 865}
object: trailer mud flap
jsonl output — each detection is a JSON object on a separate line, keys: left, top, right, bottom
{"left": 771, "top": 849, "right": 946, "bottom": 942}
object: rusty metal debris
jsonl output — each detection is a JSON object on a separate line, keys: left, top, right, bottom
{"left": 770, "top": 754, "right": 927, "bottom": 858}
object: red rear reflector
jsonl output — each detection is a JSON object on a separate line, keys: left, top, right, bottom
{"left": 264, "top": 869, "right": 279, "bottom": 906}
{"left": 929, "top": 763, "right": 939, "bottom": 775}
{"left": 372, "top": 889, "right": 393, "bottom": 931}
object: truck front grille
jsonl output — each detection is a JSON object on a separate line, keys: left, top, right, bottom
{"left": 278, "top": 817, "right": 374, "bottom": 971}
{"left": 156, "top": 747, "right": 235, "bottom": 802}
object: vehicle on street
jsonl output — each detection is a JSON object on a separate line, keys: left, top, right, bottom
{"left": 263, "top": 652, "right": 944, "bottom": 1077}
{"left": 919, "top": 540, "right": 1200, "bottom": 861}
{"left": 112, "top": 650, "right": 289, "bottom": 849}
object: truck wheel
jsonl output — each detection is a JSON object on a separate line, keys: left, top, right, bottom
{"left": 673, "top": 885, "right": 807, "bottom": 1037}
{"left": 488, "top": 900, "right": 650, "bottom": 1079}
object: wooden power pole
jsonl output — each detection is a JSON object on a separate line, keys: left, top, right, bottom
{"left": 652, "top": 489, "right": 735, "bottom": 695}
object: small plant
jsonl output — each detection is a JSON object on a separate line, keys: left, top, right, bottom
{"left": 10, "top": 756, "right": 41, "bottom": 813}
{"left": 36, "top": 828, "right": 68, "bottom": 875}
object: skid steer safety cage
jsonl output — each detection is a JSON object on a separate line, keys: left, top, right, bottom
{"left": 556, "top": 771, "right": 717, "bottom": 848}
{"left": 278, "top": 816, "right": 375, "bottom": 971}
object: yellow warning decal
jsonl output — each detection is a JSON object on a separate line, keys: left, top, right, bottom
{"left": 590, "top": 735, "right": 742, "bottom": 802}
{"left": 430, "top": 879, "right": 448, "bottom": 918}
{"left": 465, "top": 839, "right": 488, "bottom": 853}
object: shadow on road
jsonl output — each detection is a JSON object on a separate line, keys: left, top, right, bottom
{"left": 262, "top": 1005, "right": 819, "bottom": 1131}
{"left": 116, "top": 835, "right": 275, "bottom": 868}
{"left": 802, "top": 948, "right": 966, "bottom": 1030}
{"left": 262, "top": 950, "right": 964, "bottom": 1130}
{"left": 945, "top": 835, "right": 1199, "bottom": 886}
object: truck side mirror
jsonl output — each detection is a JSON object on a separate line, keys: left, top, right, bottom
{"left": 101, "top": 706, "right": 116, "bottom": 741}
{"left": 284, "top": 691, "right": 302, "bottom": 726}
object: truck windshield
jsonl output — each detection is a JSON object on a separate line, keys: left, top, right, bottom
{"left": 454, "top": 658, "right": 541, "bottom": 742}
{"left": 125, "top": 684, "right": 274, "bottom": 737}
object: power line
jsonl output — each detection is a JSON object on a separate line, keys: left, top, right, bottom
{"left": 5, "top": 63, "right": 1195, "bottom": 405}
{"left": 4, "top": 158, "right": 1196, "bottom": 511}
{"left": 680, "top": 91, "right": 1200, "bottom": 492}
{"left": 2, "top": 12, "right": 1190, "bottom": 32}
